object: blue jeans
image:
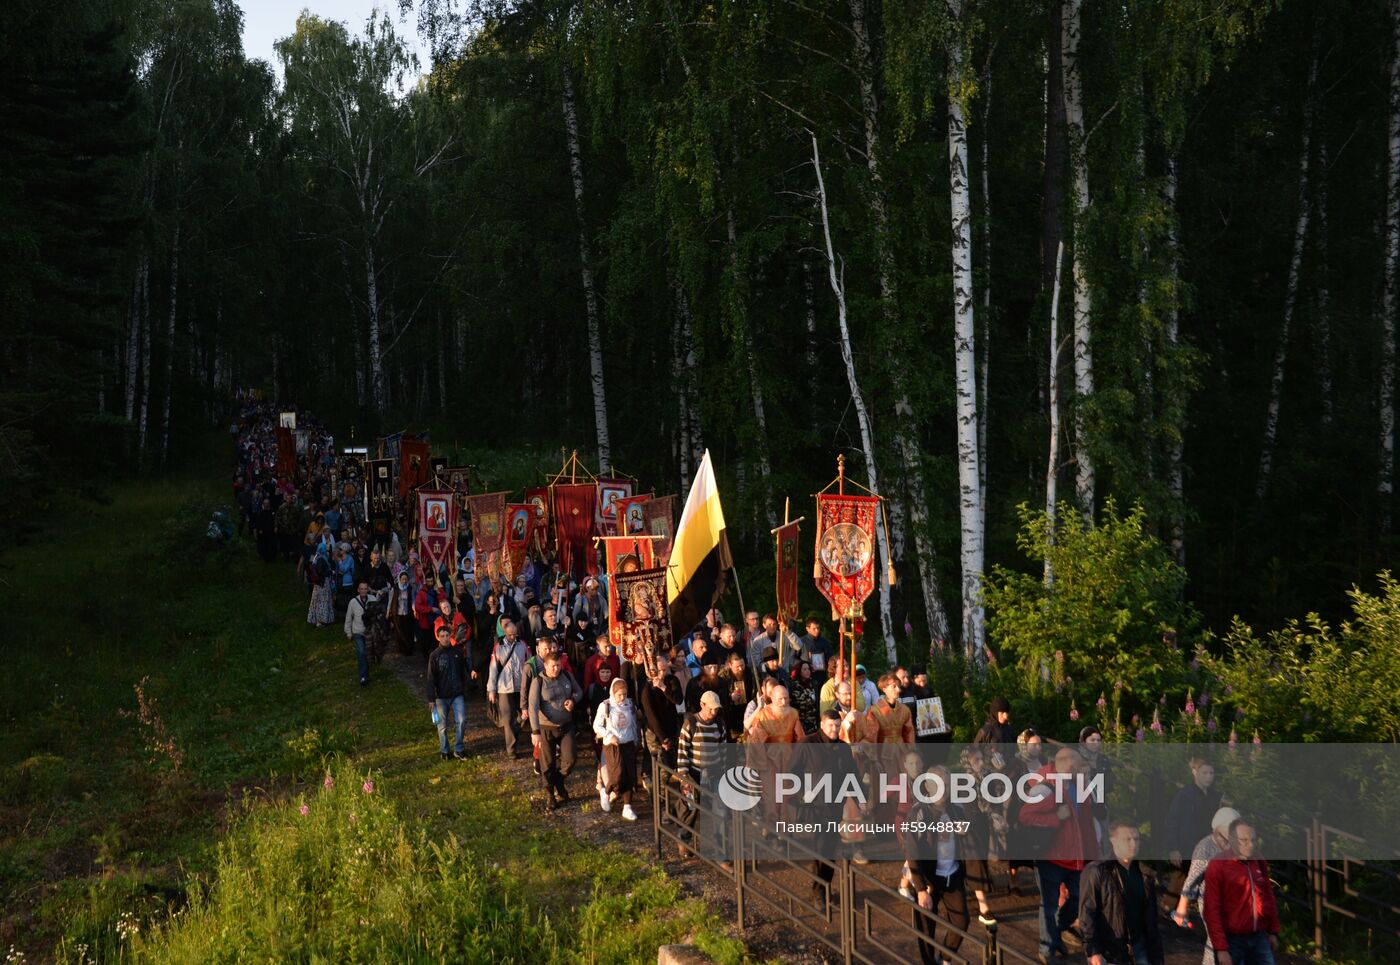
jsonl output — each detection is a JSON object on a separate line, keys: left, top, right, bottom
{"left": 353, "top": 634, "right": 369, "bottom": 682}
{"left": 435, "top": 696, "right": 466, "bottom": 755}
{"left": 1225, "top": 932, "right": 1275, "bottom": 965}
{"left": 1035, "top": 860, "right": 1081, "bottom": 957}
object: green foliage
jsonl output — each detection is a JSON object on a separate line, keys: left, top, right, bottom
{"left": 983, "top": 499, "right": 1193, "bottom": 706}
{"left": 119, "top": 764, "right": 559, "bottom": 963}
{"left": 1199, "top": 573, "right": 1400, "bottom": 743}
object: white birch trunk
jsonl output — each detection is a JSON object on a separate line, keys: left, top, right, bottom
{"left": 669, "top": 270, "right": 694, "bottom": 493}
{"left": 1164, "top": 156, "right": 1186, "bottom": 565}
{"left": 726, "top": 202, "right": 779, "bottom": 531}
{"left": 160, "top": 220, "right": 180, "bottom": 465}
{"left": 137, "top": 261, "right": 152, "bottom": 464}
{"left": 340, "top": 240, "right": 366, "bottom": 407}
{"left": 812, "top": 134, "right": 897, "bottom": 664}
{"left": 1258, "top": 53, "right": 1317, "bottom": 498}
{"left": 1061, "top": 0, "right": 1096, "bottom": 520}
{"left": 561, "top": 67, "right": 612, "bottom": 474}
{"left": 979, "top": 67, "right": 992, "bottom": 538}
{"left": 945, "top": 5, "right": 986, "bottom": 668}
{"left": 850, "top": 0, "right": 951, "bottom": 643}
{"left": 1046, "top": 241, "right": 1067, "bottom": 585}
{"left": 455, "top": 309, "right": 467, "bottom": 376}
{"left": 365, "top": 237, "right": 385, "bottom": 410}
{"left": 1382, "top": 1, "right": 1400, "bottom": 530}
{"left": 804, "top": 256, "right": 820, "bottom": 430}
{"left": 436, "top": 310, "right": 447, "bottom": 410}
{"left": 124, "top": 257, "right": 146, "bottom": 422}
{"left": 1315, "top": 134, "right": 1333, "bottom": 427}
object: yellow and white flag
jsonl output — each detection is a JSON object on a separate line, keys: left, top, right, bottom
{"left": 666, "top": 450, "right": 734, "bottom": 633}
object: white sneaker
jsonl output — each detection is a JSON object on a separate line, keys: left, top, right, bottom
{"left": 621, "top": 804, "right": 638, "bottom": 821}
{"left": 599, "top": 787, "right": 612, "bottom": 812}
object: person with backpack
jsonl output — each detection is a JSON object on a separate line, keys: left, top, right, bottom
{"left": 528, "top": 650, "right": 583, "bottom": 810}
{"left": 426, "top": 624, "right": 469, "bottom": 761}
{"left": 593, "top": 677, "right": 640, "bottom": 822}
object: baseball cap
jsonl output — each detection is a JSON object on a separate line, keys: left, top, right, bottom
{"left": 1211, "top": 807, "right": 1241, "bottom": 832}
{"left": 700, "top": 691, "right": 723, "bottom": 709}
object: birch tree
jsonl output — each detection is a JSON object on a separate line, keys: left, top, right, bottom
{"left": 946, "top": 0, "right": 986, "bottom": 667}
{"left": 561, "top": 65, "right": 612, "bottom": 473}
{"left": 1257, "top": 51, "right": 1318, "bottom": 498}
{"left": 811, "top": 133, "right": 897, "bottom": 663}
{"left": 277, "top": 12, "right": 447, "bottom": 413}
{"left": 1382, "top": 0, "right": 1400, "bottom": 531}
{"left": 848, "top": 0, "right": 952, "bottom": 644}
{"left": 1061, "top": 0, "right": 1096, "bottom": 519}
{"left": 1045, "top": 240, "right": 1066, "bottom": 585}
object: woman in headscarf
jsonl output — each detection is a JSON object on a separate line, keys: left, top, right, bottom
{"left": 306, "top": 541, "right": 336, "bottom": 627}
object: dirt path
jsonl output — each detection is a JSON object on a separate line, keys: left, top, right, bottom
{"left": 380, "top": 649, "right": 1219, "bottom": 964}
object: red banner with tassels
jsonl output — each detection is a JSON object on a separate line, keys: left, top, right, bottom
{"left": 813, "top": 493, "right": 880, "bottom": 620}
{"left": 552, "top": 483, "right": 598, "bottom": 582}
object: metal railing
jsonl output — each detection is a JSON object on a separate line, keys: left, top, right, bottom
{"left": 651, "top": 754, "right": 1044, "bottom": 965}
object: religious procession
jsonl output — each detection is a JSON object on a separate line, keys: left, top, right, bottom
{"left": 232, "top": 398, "right": 1300, "bottom": 965}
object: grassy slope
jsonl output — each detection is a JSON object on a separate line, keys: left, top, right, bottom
{"left": 0, "top": 455, "right": 749, "bottom": 963}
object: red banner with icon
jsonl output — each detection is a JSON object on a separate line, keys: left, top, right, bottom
{"left": 602, "top": 535, "right": 656, "bottom": 654}
{"left": 642, "top": 495, "right": 676, "bottom": 566}
{"left": 502, "top": 502, "right": 533, "bottom": 582}
{"left": 775, "top": 519, "right": 801, "bottom": 624}
{"left": 813, "top": 494, "right": 879, "bottom": 620}
{"left": 398, "top": 439, "right": 430, "bottom": 497}
{"left": 417, "top": 488, "right": 457, "bottom": 577}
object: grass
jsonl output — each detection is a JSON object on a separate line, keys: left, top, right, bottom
{"left": 0, "top": 445, "right": 754, "bottom": 964}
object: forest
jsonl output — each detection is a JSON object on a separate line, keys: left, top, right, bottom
{"left": 5, "top": 0, "right": 1397, "bottom": 657}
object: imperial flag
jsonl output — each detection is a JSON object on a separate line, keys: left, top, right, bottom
{"left": 666, "top": 451, "right": 733, "bottom": 634}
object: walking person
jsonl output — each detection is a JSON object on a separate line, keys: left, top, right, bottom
{"left": 529, "top": 650, "right": 583, "bottom": 810}
{"left": 1079, "top": 821, "right": 1166, "bottom": 965}
{"left": 903, "top": 764, "right": 971, "bottom": 965}
{"left": 674, "top": 690, "right": 734, "bottom": 870}
{"left": 1019, "top": 746, "right": 1099, "bottom": 963}
{"left": 1172, "top": 807, "right": 1241, "bottom": 964}
{"left": 307, "top": 541, "right": 335, "bottom": 627}
{"left": 426, "top": 624, "right": 469, "bottom": 761}
{"left": 486, "top": 620, "right": 530, "bottom": 758}
{"left": 593, "top": 677, "right": 640, "bottom": 821}
{"left": 1203, "top": 819, "right": 1280, "bottom": 965}
{"left": 343, "top": 581, "right": 374, "bottom": 686}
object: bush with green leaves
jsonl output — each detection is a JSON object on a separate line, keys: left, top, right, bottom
{"left": 981, "top": 500, "right": 1195, "bottom": 714}
{"left": 1198, "top": 572, "right": 1400, "bottom": 742}
{"left": 95, "top": 765, "right": 560, "bottom": 963}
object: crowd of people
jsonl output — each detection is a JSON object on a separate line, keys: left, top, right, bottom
{"left": 232, "top": 401, "right": 1280, "bottom": 965}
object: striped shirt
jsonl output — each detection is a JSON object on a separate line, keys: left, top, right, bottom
{"left": 677, "top": 713, "right": 730, "bottom": 779}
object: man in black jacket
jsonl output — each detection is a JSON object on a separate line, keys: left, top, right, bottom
{"left": 640, "top": 654, "right": 681, "bottom": 772}
{"left": 426, "top": 624, "right": 469, "bottom": 761}
{"left": 1079, "top": 821, "right": 1165, "bottom": 965}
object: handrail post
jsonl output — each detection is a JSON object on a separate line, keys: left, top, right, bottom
{"left": 842, "top": 857, "right": 854, "bottom": 965}
{"left": 652, "top": 753, "right": 662, "bottom": 860}
{"left": 734, "top": 803, "right": 746, "bottom": 930}
{"left": 1311, "top": 815, "right": 1325, "bottom": 959}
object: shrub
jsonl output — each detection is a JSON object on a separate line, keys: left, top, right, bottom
{"left": 1199, "top": 572, "right": 1400, "bottom": 742}
{"left": 117, "top": 765, "right": 560, "bottom": 963}
{"left": 982, "top": 499, "right": 1194, "bottom": 710}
